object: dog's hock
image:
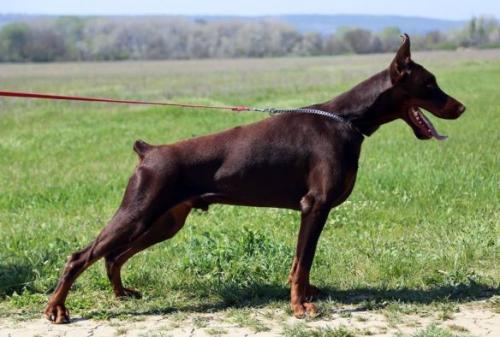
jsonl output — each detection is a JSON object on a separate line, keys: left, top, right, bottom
{"left": 133, "top": 139, "right": 152, "bottom": 159}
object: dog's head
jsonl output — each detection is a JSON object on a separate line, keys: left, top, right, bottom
{"left": 389, "top": 34, "right": 465, "bottom": 140}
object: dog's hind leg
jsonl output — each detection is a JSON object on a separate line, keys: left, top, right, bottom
{"left": 44, "top": 211, "right": 155, "bottom": 323}
{"left": 105, "top": 201, "right": 192, "bottom": 299}
{"left": 44, "top": 243, "right": 94, "bottom": 323}
{"left": 45, "top": 157, "right": 183, "bottom": 323}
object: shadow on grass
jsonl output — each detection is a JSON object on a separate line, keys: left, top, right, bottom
{"left": 320, "top": 282, "right": 499, "bottom": 305}
{"left": 0, "top": 262, "right": 36, "bottom": 298}
{"left": 83, "top": 281, "right": 499, "bottom": 320}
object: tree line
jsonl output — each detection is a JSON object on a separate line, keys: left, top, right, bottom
{"left": 0, "top": 16, "right": 498, "bottom": 62}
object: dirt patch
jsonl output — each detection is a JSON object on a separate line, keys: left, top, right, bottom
{"left": 0, "top": 301, "right": 498, "bottom": 337}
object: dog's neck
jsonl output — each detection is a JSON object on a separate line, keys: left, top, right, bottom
{"left": 306, "top": 69, "right": 405, "bottom": 136}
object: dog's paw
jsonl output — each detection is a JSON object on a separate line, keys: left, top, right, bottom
{"left": 292, "top": 301, "right": 318, "bottom": 318}
{"left": 45, "top": 303, "right": 70, "bottom": 324}
{"left": 116, "top": 287, "right": 142, "bottom": 299}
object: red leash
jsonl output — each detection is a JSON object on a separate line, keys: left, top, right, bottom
{"left": 0, "top": 90, "right": 251, "bottom": 112}
{"left": 0, "top": 89, "right": 363, "bottom": 134}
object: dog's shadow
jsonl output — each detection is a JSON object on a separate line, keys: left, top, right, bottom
{"left": 0, "top": 262, "right": 36, "bottom": 297}
{"left": 82, "top": 281, "right": 499, "bottom": 320}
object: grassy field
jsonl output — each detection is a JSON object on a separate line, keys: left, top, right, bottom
{"left": 0, "top": 50, "right": 498, "bottom": 333}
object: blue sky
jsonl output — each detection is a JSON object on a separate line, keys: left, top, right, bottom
{"left": 1, "top": 0, "right": 499, "bottom": 20}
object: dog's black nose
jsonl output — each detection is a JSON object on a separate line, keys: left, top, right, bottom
{"left": 458, "top": 105, "right": 466, "bottom": 114}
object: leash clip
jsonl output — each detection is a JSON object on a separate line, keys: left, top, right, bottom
{"left": 231, "top": 105, "right": 250, "bottom": 112}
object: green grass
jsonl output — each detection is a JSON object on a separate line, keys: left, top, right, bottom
{"left": 0, "top": 51, "right": 498, "bottom": 320}
{"left": 408, "top": 324, "right": 473, "bottom": 337}
{"left": 283, "top": 323, "right": 353, "bottom": 337}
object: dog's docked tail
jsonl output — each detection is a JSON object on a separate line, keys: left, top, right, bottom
{"left": 133, "top": 139, "right": 153, "bottom": 159}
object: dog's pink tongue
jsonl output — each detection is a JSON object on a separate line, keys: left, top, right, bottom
{"left": 431, "top": 128, "right": 448, "bottom": 141}
{"left": 420, "top": 110, "right": 448, "bottom": 141}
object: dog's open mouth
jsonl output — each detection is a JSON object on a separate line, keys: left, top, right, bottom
{"left": 407, "top": 107, "right": 447, "bottom": 140}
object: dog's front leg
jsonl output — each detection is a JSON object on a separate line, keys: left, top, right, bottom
{"left": 288, "top": 257, "right": 322, "bottom": 299}
{"left": 289, "top": 193, "right": 330, "bottom": 318}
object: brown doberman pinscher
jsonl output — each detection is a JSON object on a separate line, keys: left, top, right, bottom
{"left": 45, "top": 34, "right": 465, "bottom": 323}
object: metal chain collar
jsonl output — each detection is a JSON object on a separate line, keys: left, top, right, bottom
{"left": 252, "top": 107, "right": 363, "bottom": 136}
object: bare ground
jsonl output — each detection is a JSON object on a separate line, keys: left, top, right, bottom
{"left": 0, "top": 301, "right": 498, "bottom": 337}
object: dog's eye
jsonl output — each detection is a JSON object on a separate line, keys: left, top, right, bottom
{"left": 426, "top": 83, "right": 434, "bottom": 89}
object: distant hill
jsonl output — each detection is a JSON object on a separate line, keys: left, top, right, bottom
{"left": 277, "top": 14, "right": 467, "bottom": 34}
{"left": 0, "top": 14, "right": 51, "bottom": 27}
{"left": 0, "top": 14, "right": 468, "bottom": 34}
{"left": 189, "top": 14, "right": 467, "bottom": 34}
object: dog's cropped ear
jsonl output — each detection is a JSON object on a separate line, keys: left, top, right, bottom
{"left": 390, "top": 33, "right": 412, "bottom": 83}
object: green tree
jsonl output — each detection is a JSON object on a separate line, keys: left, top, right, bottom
{"left": 378, "top": 27, "right": 402, "bottom": 52}
{"left": 0, "top": 23, "right": 30, "bottom": 61}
